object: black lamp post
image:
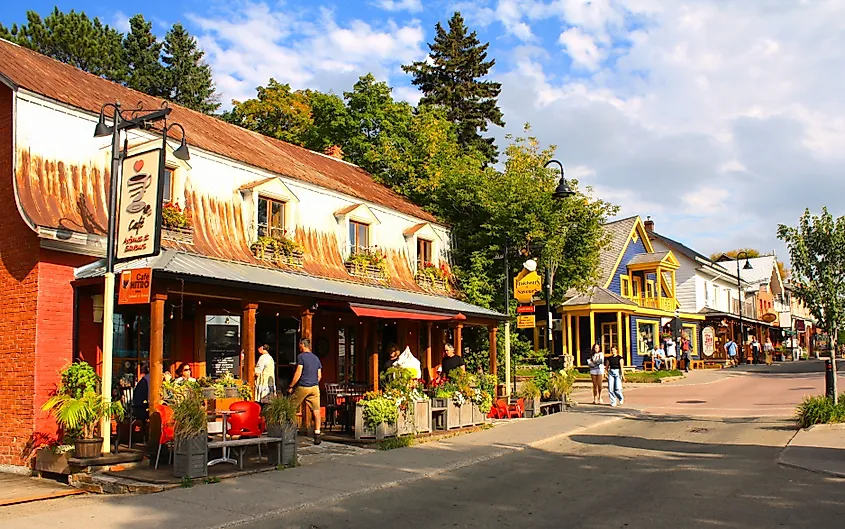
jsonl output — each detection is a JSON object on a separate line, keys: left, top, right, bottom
{"left": 735, "top": 252, "right": 753, "bottom": 364}
{"left": 93, "top": 101, "right": 188, "bottom": 453}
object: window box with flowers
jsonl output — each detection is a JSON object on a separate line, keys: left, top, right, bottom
{"left": 415, "top": 261, "right": 451, "bottom": 293}
{"left": 161, "top": 202, "right": 193, "bottom": 244}
{"left": 345, "top": 247, "right": 389, "bottom": 282}
{"left": 250, "top": 232, "right": 305, "bottom": 267}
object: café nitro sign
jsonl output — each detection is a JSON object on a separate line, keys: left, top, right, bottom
{"left": 118, "top": 268, "right": 152, "bottom": 305}
{"left": 116, "top": 149, "right": 164, "bottom": 261}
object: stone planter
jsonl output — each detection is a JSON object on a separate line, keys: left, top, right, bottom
{"left": 162, "top": 225, "right": 194, "bottom": 245}
{"left": 267, "top": 422, "right": 298, "bottom": 467}
{"left": 523, "top": 396, "right": 541, "bottom": 418}
{"left": 35, "top": 449, "right": 72, "bottom": 475}
{"left": 354, "top": 405, "right": 398, "bottom": 440}
{"left": 74, "top": 437, "right": 103, "bottom": 459}
{"left": 446, "top": 401, "right": 461, "bottom": 429}
{"left": 345, "top": 262, "right": 388, "bottom": 282}
{"left": 253, "top": 248, "right": 304, "bottom": 268}
{"left": 173, "top": 435, "right": 208, "bottom": 479}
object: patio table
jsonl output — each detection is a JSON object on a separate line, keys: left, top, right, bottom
{"left": 207, "top": 409, "right": 243, "bottom": 467}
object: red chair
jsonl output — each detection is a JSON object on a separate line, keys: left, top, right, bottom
{"left": 506, "top": 398, "right": 524, "bottom": 419}
{"left": 493, "top": 399, "right": 509, "bottom": 419}
{"left": 228, "top": 401, "right": 265, "bottom": 458}
{"left": 487, "top": 405, "right": 500, "bottom": 419}
{"left": 154, "top": 404, "right": 174, "bottom": 469}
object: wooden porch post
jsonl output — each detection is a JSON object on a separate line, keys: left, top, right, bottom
{"left": 455, "top": 324, "right": 463, "bottom": 356}
{"left": 616, "top": 311, "right": 623, "bottom": 355}
{"left": 566, "top": 314, "right": 574, "bottom": 365}
{"left": 488, "top": 325, "right": 498, "bottom": 379}
{"left": 625, "top": 313, "right": 632, "bottom": 365}
{"left": 194, "top": 304, "right": 206, "bottom": 378}
{"left": 589, "top": 312, "right": 596, "bottom": 352}
{"left": 301, "top": 309, "right": 314, "bottom": 341}
{"left": 574, "top": 316, "right": 580, "bottom": 365}
{"left": 425, "top": 322, "right": 432, "bottom": 380}
{"left": 149, "top": 293, "right": 167, "bottom": 413}
{"left": 243, "top": 303, "right": 257, "bottom": 388}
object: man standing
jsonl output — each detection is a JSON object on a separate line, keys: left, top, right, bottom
{"left": 726, "top": 338, "right": 738, "bottom": 367}
{"left": 255, "top": 344, "right": 276, "bottom": 403}
{"left": 440, "top": 343, "right": 465, "bottom": 378}
{"left": 751, "top": 336, "right": 761, "bottom": 364}
{"left": 681, "top": 334, "right": 692, "bottom": 373}
{"left": 289, "top": 338, "right": 322, "bottom": 445}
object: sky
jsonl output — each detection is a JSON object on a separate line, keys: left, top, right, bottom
{"left": 3, "top": 0, "right": 845, "bottom": 262}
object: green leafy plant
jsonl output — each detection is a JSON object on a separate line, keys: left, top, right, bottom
{"left": 359, "top": 391, "right": 399, "bottom": 429}
{"left": 518, "top": 379, "right": 541, "bottom": 399}
{"left": 262, "top": 392, "right": 298, "bottom": 427}
{"left": 251, "top": 234, "right": 304, "bottom": 264}
{"left": 237, "top": 383, "right": 253, "bottom": 401}
{"left": 204, "top": 477, "right": 221, "bottom": 484}
{"left": 346, "top": 247, "right": 389, "bottom": 279}
{"left": 796, "top": 394, "right": 845, "bottom": 428}
{"left": 217, "top": 373, "right": 238, "bottom": 388}
{"left": 377, "top": 435, "right": 415, "bottom": 450}
{"left": 162, "top": 201, "right": 191, "bottom": 229}
{"left": 549, "top": 369, "right": 576, "bottom": 402}
{"left": 41, "top": 391, "right": 125, "bottom": 440}
{"left": 180, "top": 476, "right": 194, "bottom": 488}
{"left": 170, "top": 385, "right": 208, "bottom": 441}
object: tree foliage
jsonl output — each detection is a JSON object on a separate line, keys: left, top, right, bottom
{"left": 402, "top": 12, "right": 504, "bottom": 162}
{"left": 123, "top": 14, "right": 164, "bottom": 97}
{"left": 161, "top": 23, "right": 220, "bottom": 113}
{"left": 712, "top": 248, "right": 790, "bottom": 280}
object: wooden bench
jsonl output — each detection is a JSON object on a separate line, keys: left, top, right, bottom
{"left": 538, "top": 401, "right": 564, "bottom": 415}
{"left": 208, "top": 436, "right": 284, "bottom": 470}
{"left": 690, "top": 360, "right": 705, "bottom": 370}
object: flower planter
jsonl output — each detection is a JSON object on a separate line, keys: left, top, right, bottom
{"left": 430, "top": 397, "right": 449, "bottom": 409}
{"left": 472, "top": 404, "right": 485, "bottom": 425}
{"left": 74, "top": 437, "right": 103, "bottom": 459}
{"left": 415, "top": 274, "right": 449, "bottom": 293}
{"left": 268, "top": 422, "right": 298, "bottom": 467}
{"left": 201, "top": 388, "right": 217, "bottom": 400}
{"left": 345, "top": 262, "right": 388, "bottom": 282}
{"left": 446, "top": 401, "right": 462, "bottom": 429}
{"left": 459, "top": 403, "right": 474, "bottom": 427}
{"left": 35, "top": 449, "right": 72, "bottom": 475}
{"left": 223, "top": 387, "right": 238, "bottom": 399}
{"left": 162, "top": 226, "right": 194, "bottom": 245}
{"left": 397, "top": 409, "right": 416, "bottom": 436}
{"left": 413, "top": 400, "right": 431, "bottom": 433}
{"left": 523, "top": 396, "right": 541, "bottom": 418}
{"left": 173, "top": 435, "right": 208, "bottom": 479}
{"left": 253, "top": 248, "right": 304, "bottom": 268}
{"left": 354, "top": 405, "right": 398, "bottom": 440}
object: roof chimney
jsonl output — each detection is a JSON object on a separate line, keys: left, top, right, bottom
{"left": 644, "top": 216, "right": 654, "bottom": 232}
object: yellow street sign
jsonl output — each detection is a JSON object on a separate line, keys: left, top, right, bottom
{"left": 514, "top": 271, "right": 542, "bottom": 303}
{"left": 517, "top": 315, "right": 536, "bottom": 329}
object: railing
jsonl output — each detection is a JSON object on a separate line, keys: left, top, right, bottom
{"left": 632, "top": 297, "right": 676, "bottom": 312}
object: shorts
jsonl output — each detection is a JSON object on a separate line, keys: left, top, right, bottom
{"left": 589, "top": 367, "right": 604, "bottom": 376}
{"left": 292, "top": 385, "right": 321, "bottom": 412}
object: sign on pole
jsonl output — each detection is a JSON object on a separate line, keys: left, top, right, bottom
{"left": 516, "top": 304, "right": 535, "bottom": 314}
{"left": 118, "top": 268, "right": 152, "bottom": 305}
{"left": 513, "top": 271, "right": 542, "bottom": 303}
{"left": 702, "top": 326, "right": 715, "bottom": 356}
{"left": 517, "top": 315, "right": 536, "bottom": 329}
{"left": 116, "top": 149, "right": 164, "bottom": 262}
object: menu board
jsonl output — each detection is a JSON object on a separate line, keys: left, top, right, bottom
{"left": 206, "top": 321, "right": 241, "bottom": 378}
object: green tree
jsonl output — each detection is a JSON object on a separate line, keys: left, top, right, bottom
{"left": 403, "top": 12, "right": 505, "bottom": 162}
{"left": 0, "top": 8, "right": 126, "bottom": 81}
{"left": 224, "top": 79, "right": 314, "bottom": 145}
{"left": 124, "top": 14, "right": 164, "bottom": 96}
{"left": 161, "top": 23, "right": 220, "bottom": 114}
{"left": 777, "top": 208, "right": 845, "bottom": 402}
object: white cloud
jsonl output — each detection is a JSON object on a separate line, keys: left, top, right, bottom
{"left": 111, "top": 11, "right": 131, "bottom": 33}
{"left": 559, "top": 27, "right": 603, "bottom": 69}
{"left": 374, "top": 0, "right": 423, "bottom": 13}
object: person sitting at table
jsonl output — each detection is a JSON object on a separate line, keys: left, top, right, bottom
{"left": 381, "top": 343, "right": 400, "bottom": 372}
{"left": 652, "top": 345, "right": 667, "bottom": 370}
{"left": 132, "top": 363, "right": 151, "bottom": 421}
{"left": 174, "top": 363, "right": 196, "bottom": 384}
{"left": 441, "top": 344, "right": 465, "bottom": 378}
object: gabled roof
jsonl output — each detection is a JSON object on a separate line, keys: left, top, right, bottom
{"left": 597, "top": 216, "right": 641, "bottom": 287}
{"left": 626, "top": 250, "right": 679, "bottom": 268}
{"left": 720, "top": 255, "right": 779, "bottom": 285}
{"left": 561, "top": 286, "right": 638, "bottom": 307}
{"left": 0, "top": 38, "right": 437, "bottom": 223}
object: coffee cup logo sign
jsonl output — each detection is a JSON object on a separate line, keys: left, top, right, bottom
{"left": 116, "top": 149, "right": 163, "bottom": 261}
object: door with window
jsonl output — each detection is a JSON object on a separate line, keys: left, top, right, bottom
{"left": 349, "top": 220, "right": 369, "bottom": 254}
{"left": 257, "top": 197, "right": 286, "bottom": 238}
{"left": 602, "top": 322, "right": 618, "bottom": 355}
{"left": 337, "top": 326, "right": 359, "bottom": 384}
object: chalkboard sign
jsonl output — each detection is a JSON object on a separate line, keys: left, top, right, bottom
{"left": 206, "top": 323, "right": 241, "bottom": 378}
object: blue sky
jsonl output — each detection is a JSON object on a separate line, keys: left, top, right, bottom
{"left": 3, "top": 1, "right": 845, "bottom": 262}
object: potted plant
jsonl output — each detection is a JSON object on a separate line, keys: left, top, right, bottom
{"left": 41, "top": 391, "right": 125, "bottom": 459}
{"left": 161, "top": 201, "right": 193, "bottom": 243}
{"left": 345, "top": 246, "right": 389, "bottom": 281}
{"left": 171, "top": 384, "right": 208, "bottom": 478}
{"left": 549, "top": 369, "right": 576, "bottom": 407}
{"left": 217, "top": 373, "right": 239, "bottom": 398}
{"left": 250, "top": 231, "right": 305, "bottom": 267}
{"left": 197, "top": 377, "right": 217, "bottom": 400}
{"left": 518, "top": 380, "right": 541, "bottom": 418}
{"left": 356, "top": 391, "right": 399, "bottom": 440}
{"left": 262, "top": 392, "right": 298, "bottom": 467}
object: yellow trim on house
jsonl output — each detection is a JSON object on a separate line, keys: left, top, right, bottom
{"left": 603, "top": 217, "right": 655, "bottom": 289}
{"left": 625, "top": 313, "right": 632, "bottom": 365}
{"left": 589, "top": 312, "right": 596, "bottom": 350}
{"left": 682, "top": 323, "right": 699, "bottom": 357}
{"left": 620, "top": 275, "right": 631, "bottom": 297}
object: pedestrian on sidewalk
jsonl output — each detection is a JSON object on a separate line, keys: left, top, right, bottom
{"left": 751, "top": 336, "right": 761, "bottom": 364}
{"left": 764, "top": 337, "right": 774, "bottom": 365}
{"left": 587, "top": 343, "right": 605, "bottom": 404}
{"left": 255, "top": 343, "right": 276, "bottom": 403}
{"left": 288, "top": 338, "right": 323, "bottom": 445}
{"left": 725, "top": 338, "right": 738, "bottom": 366}
{"left": 605, "top": 346, "right": 625, "bottom": 407}
{"left": 681, "top": 334, "right": 691, "bottom": 373}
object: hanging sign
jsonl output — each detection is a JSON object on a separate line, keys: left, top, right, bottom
{"left": 702, "top": 326, "right": 715, "bottom": 357}
{"left": 118, "top": 268, "right": 152, "bottom": 305}
{"left": 516, "top": 304, "right": 535, "bottom": 314}
{"left": 517, "top": 315, "right": 536, "bottom": 329}
{"left": 513, "top": 271, "right": 542, "bottom": 303}
{"left": 116, "top": 149, "right": 164, "bottom": 262}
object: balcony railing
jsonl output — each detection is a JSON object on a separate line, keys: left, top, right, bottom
{"left": 632, "top": 296, "right": 676, "bottom": 312}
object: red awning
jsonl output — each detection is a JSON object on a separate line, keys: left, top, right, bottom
{"left": 348, "top": 303, "right": 462, "bottom": 321}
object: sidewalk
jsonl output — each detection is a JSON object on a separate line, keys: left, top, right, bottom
{"left": 778, "top": 424, "right": 845, "bottom": 479}
{"left": 0, "top": 408, "right": 626, "bottom": 529}
{"left": 0, "top": 474, "right": 83, "bottom": 507}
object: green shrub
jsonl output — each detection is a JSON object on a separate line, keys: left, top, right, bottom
{"left": 377, "top": 436, "right": 415, "bottom": 450}
{"left": 796, "top": 394, "right": 845, "bottom": 428}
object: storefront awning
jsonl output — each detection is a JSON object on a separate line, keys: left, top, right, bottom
{"left": 348, "top": 303, "right": 464, "bottom": 321}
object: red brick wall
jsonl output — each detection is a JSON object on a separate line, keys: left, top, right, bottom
{"left": 0, "top": 83, "right": 40, "bottom": 467}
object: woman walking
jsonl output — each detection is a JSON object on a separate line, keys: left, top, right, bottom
{"left": 605, "top": 346, "right": 625, "bottom": 407}
{"left": 587, "top": 343, "right": 605, "bottom": 404}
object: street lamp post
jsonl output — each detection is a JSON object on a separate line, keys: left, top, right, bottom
{"left": 541, "top": 159, "right": 575, "bottom": 359}
{"left": 735, "top": 252, "right": 753, "bottom": 364}
{"left": 93, "top": 101, "right": 189, "bottom": 453}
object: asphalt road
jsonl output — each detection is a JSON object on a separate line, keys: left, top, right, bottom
{"left": 245, "top": 362, "right": 845, "bottom": 529}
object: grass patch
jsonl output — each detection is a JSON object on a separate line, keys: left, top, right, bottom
{"left": 377, "top": 436, "right": 415, "bottom": 450}
{"left": 796, "top": 394, "right": 845, "bottom": 428}
{"left": 574, "top": 370, "right": 682, "bottom": 382}
{"left": 180, "top": 476, "right": 194, "bottom": 488}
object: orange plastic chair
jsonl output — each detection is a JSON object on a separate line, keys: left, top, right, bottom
{"left": 493, "top": 399, "right": 509, "bottom": 419}
{"left": 506, "top": 398, "right": 524, "bottom": 419}
{"left": 228, "top": 401, "right": 265, "bottom": 459}
{"left": 154, "top": 404, "right": 174, "bottom": 469}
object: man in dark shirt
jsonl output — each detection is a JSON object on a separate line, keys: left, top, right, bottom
{"left": 289, "top": 338, "right": 323, "bottom": 444}
{"left": 440, "top": 343, "right": 465, "bottom": 379}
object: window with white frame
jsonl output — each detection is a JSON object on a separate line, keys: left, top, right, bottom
{"left": 349, "top": 220, "right": 369, "bottom": 254}
{"left": 257, "top": 196, "right": 286, "bottom": 238}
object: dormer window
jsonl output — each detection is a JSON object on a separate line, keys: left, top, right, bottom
{"left": 257, "top": 196, "right": 286, "bottom": 238}
{"left": 417, "top": 238, "right": 433, "bottom": 267}
{"left": 349, "top": 220, "right": 369, "bottom": 254}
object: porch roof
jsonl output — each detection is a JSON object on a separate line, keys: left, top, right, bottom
{"left": 74, "top": 249, "right": 506, "bottom": 321}
{"left": 561, "top": 287, "right": 638, "bottom": 308}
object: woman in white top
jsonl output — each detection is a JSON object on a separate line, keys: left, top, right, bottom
{"left": 254, "top": 343, "right": 276, "bottom": 403}
{"left": 587, "top": 343, "right": 605, "bottom": 404}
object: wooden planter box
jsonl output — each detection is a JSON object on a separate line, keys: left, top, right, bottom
{"left": 413, "top": 400, "right": 432, "bottom": 433}
{"left": 430, "top": 397, "right": 449, "bottom": 409}
{"left": 173, "top": 435, "right": 208, "bottom": 479}
{"left": 355, "top": 401, "right": 430, "bottom": 438}
{"left": 415, "top": 274, "right": 449, "bottom": 293}
{"left": 35, "top": 449, "right": 72, "bottom": 475}
{"left": 472, "top": 404, "right": 486, "bottom": 425}
{"left": 354, "top": 405, "right": 398, "bottom": 440}
{"left": 345, "top": 262, "right": 388, "bottom": 282}
{"left": 253, "top": 248, "right": 304, "bottom": 267}
{"left": 459, "top": 403, "right": 474, "bottom": 427}
{"left": 162, "top": 226, "right": 194, "bottom": 244}
{"left": 267, "top": 423, "right": 298, "bottom": 467}
{"left": 446, "top": 401, "right": 462, "bottom": 429}
{"left": 523, "top": 396, "right": 541, "bottom": 418}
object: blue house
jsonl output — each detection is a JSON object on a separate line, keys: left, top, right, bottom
{"left": 559, "top": 216, "right": 705, "bottom": 369}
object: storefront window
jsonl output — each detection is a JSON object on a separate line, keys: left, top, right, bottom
{"left": 338, "top": 326, "right": 358, "bottom": 383}
{"left": 637, "top": 321, "right": 658, "bottom": 355}
{"left": 112, "top": 310, "right": 171, "bottom": 399}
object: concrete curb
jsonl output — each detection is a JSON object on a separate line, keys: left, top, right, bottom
{"left": 776, "top": 424, "right": 845, "bottom": 479}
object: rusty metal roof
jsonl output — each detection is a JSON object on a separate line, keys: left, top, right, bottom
{"left": 0, "top": 38, "right": 437, "bottom": 223}
{"left": 74, "top": 250, "right": 506, "bottom": 320}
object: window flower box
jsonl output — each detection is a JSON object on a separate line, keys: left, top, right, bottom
{"left": 162, "top": 202, "right": 193, "bottom": 244}
{"left": 162, "top": 225, "right": 194, "bottom": 245}
{"left": 415, "top": 261, "right": 451, "bottom": 292}
{"left": 346, "top": 248, "right": 389, "bottom": 282}
{"left": 251, "top": 235, "right": 304, "bottom": 268}
{"left": 415, "top": 274, "right": 449, "bottom": 292}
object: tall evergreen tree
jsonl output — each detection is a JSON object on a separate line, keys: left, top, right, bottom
{"left": 402, "top": 12, "right": 505, "bottom": 162}
{"left": 161, "top": 23, "right": 220, "bottom": 114}
{"left": 123, "top": 14, "right": 164, "bottom": 97}
{"left": 0, "top": 8, "right": 126, "bottom": 82}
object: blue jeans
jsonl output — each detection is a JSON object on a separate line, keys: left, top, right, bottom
{"left": 608, "top": 369, "right": 624, "bottom": 405}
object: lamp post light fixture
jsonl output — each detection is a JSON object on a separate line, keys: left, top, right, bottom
{"left": 93, "top": 100, "right": 188, "bottom": 453}
{"left": 735, "top": 252, "right": 753, "bottom": 364}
